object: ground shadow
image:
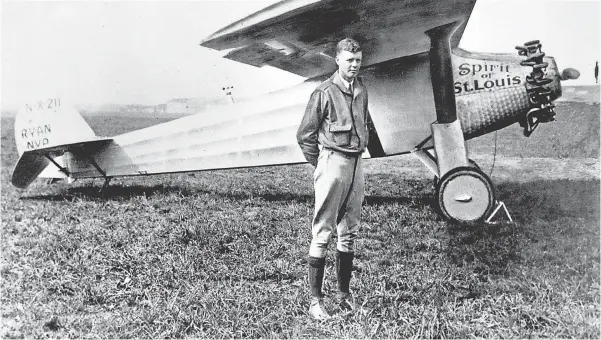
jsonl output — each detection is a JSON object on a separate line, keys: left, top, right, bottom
{"left": 364, "top": 194, "right": 433, "bottom": 207}
{"left": 21, "top": 183, "right": 316, "bottom": 204}
{"left": 22, "top": 183, "right": 431, "bottom": 208}
{"left": 495, "top": 179, "right": 599, "bottom": 222}
{"left": 22, "top": 184, "right": 195, "bottom": 202}
{"left": 21, "top": 178, "right": 599, "bottom": 223}
{"left": 444, "top": 178, "right": 599, "bottom": 275}
{"left": 22, "top": 181, "right": 435, "bottom": 208}
{"left": 445, "top": 221, "right": 520, "bottom": 276}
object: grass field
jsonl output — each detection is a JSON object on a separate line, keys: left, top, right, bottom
{"left": 1, "top": 102, "right": 599, "bottom": 338}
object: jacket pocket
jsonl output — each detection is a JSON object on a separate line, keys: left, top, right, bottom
{"left": 329, "top": 124, "right": 352, "bottom": 147}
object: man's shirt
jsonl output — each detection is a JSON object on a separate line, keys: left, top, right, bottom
{"left": 339, "top": 75, "right": 354, "bottom": 93}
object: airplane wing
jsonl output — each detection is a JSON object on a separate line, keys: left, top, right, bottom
{"left": 200, "top": 0, "right": 477, "bottom": 78}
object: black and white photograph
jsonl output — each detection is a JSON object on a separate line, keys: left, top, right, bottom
{"left": 1, "top": 0, "right": 599, "bottom": 337}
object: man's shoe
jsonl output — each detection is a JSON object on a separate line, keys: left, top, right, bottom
{"left": 338, "top": 292, "right": 359, "bottom": 311}
{"left": 308, "top": 297, "right": 331, "bottom": 320}
{"left": 338, "top": 292, "right": 372, "bottom": 315}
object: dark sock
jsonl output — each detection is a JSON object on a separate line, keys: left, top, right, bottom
{"left": 308, "top": 256, "right": 326, "bottom": 298}
{"left": 336, "top": 251, "right": 354, "bottom": 294}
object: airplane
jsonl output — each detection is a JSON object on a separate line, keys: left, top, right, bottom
{"left": 11, "top": 0, "right": 581, "bottom": 224}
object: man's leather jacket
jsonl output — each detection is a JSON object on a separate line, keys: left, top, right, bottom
{"left": 296, "top": 72, "right": 370, "bottom": 166}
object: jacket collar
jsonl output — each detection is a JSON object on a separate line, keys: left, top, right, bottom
{"left": 330, "top": 71, "right": 361, "bottom": 97}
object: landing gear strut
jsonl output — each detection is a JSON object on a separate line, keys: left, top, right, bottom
{"left": 424, "top": 21, "right": 496, "bottom": 223}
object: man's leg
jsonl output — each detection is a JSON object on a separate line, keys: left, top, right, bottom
{"left": 309, "top": 150, "right": 355, "bottom": 259}
{"left": 308, "top": 256, "right": 326, "bottom": 302}
{"left": 335, "top": 251, "right": 354, "bottom": 297}
{"left": 308, "top": 150, "right": 354, "bottom": 319}
{"left": 336, "top": 157, "right": 364, "bottom": 308}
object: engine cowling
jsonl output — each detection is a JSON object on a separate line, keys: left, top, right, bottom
{"left": 451, "top": 42, "right": 577, "bottom": 139}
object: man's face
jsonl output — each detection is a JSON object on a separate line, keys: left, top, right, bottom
{"left": 336, "top": 50, "right": 362, "bottom": 81}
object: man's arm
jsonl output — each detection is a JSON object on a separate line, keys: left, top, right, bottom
{"left": 296, "top": 90, "right": 327, "bottom": 167}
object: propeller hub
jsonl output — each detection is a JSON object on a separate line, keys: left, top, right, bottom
{"left": 560, "top": 68, "right": 581, "bottom": 80}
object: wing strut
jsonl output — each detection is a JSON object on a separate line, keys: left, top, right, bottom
{"left": 83, "top": 152, "right": 106, "bottom": 177}
{"left": 74, "top": 147, "right": 113, "bottom": 190}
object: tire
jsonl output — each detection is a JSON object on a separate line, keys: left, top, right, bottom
{"left": 435, "top": 166, "right": 495, "bottom": 224}
{"left": 433, "top": 159, "right": 480, "bottom": 187}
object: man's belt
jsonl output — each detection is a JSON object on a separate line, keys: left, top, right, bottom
{"left": 324, "top": 147, "right": 362, "bottom": 158}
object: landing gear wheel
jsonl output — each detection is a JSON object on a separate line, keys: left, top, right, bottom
{"left": 435, "top": 166, "right": 495, "bottom": 224}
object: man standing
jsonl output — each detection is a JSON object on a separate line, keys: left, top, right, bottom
{"left": 595, "top": 61, "right": 598, "bottom": 84}
{"left": 296, "top": 38, "right": 370, "bottom": 320}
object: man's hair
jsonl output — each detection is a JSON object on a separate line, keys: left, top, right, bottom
{"left": 336, "top": 38, "right": 361, "bottom": 56}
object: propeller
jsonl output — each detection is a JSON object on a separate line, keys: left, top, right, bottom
{"left": 515, "top": 40, "right": 558, "bottom": 137}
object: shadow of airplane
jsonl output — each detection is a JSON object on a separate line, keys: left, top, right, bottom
{"left": 21, "top": 178, "right": 598, "bottom": 221}
{"left": 21, "top": 179, "right": 435, "bottom": 207}
{"left": 443, "top": 178, "right": 599, "bottom": 277}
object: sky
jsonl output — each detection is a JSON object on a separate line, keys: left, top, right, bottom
{"left": 1, "top": 0, "right": 599, "bottom": 110}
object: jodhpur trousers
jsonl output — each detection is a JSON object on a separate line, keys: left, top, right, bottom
{"left": 309, "top": 149, "right": 365, "bottom": 258}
